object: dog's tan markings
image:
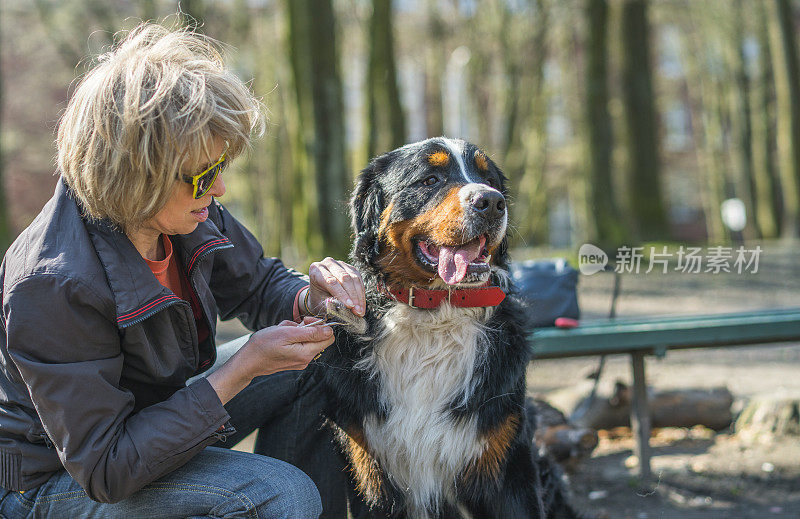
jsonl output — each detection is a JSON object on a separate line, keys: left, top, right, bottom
{"left": 428, "top": 150, "right": 450, "bottom": 167}
{"left": 474, "top": 150, "right": 488, "bottom": 172}
{"left": 328, "top": 421, "right": 385, "bottom": 507}
{"left": 423, "top": 186, "right": 466, "bottom": 245}
{"left": 379, "top": 219, "right": 436, "bottom": 285}
{"left": 378, "top": 187, "right": 466, "bottom": 286}
{"left": 465, "top": 413, "right": 520, "bottom": 482}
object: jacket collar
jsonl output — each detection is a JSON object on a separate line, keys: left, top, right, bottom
{"left": 54, "top": 181, "right": 232, "bottom": 327}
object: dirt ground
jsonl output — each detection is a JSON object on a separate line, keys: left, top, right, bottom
{"left": 218, "top": 240, "right": 800, "bottom": 518}
{"left": 524, "top": 240, "right": 800, "bottom": 518}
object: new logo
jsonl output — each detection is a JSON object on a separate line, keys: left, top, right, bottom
{"left": 578, "top": 244, "right": 608, "bottom": 275}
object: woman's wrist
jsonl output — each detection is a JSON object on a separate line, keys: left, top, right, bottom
{"left": 206, "top": 346, "right": 259, "bottom": 405}
{"left": 301, "top": 286, "right": 313, "bottom": 316}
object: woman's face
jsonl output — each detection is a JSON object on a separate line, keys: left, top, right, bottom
{"left": 145, "top": 137, "right": 228, "bottom": 236}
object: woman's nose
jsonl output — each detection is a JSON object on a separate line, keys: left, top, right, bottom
{"left": 208, "top": 175, "right": 226, "bottom": 198}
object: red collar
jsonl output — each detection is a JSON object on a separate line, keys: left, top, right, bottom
{"left": 382, "top": 283, "right": 506, "bottom": 309}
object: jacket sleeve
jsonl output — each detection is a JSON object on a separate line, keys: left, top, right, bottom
{"left": 207, "top": 202, "right": 309, "bottom": 330}
{"left": 4, "top": 274, "right": 231, "bottom": 503}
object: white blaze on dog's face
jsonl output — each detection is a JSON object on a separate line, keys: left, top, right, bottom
{"left": 360, "top": 137, "right": 508, "bottom": 288}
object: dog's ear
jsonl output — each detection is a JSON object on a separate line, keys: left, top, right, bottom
{"left": 350, "top": 162, "right": 385, "bottom": 267}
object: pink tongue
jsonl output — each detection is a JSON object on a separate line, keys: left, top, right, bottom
{"left": 437, "top": 238, "right": 484, "bottom": 285}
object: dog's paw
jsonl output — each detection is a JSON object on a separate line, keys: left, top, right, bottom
{"left": 325, "top": 298, "right": 368, "bottom": 335}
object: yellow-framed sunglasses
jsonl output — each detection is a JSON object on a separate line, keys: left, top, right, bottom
{"left": 182, "top": 141, "right": 229, "bottom": 199}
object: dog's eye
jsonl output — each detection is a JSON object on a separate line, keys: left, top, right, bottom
{"left": 421, "top": 176, "right": 439, "bottom": 187}
{"left": 486, "top": 178, "right": 496, "bottom": 188}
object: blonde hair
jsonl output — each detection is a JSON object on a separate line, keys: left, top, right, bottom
{"left": 57, "top": 23, "right": 263, "bottom": 230}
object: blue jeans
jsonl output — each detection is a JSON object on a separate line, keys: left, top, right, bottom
{"left": 0, "top": 337, "right": 344, "bottom": 519}
{"left": 0, "top": 448, "right": 321, "bottom": 519}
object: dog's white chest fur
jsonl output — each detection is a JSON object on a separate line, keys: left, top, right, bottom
{"left": 356, "top": 303, "right": 493, "bottom": 516}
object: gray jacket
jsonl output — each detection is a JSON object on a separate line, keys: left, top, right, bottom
{"left": 0, "top": 180, "right": 308, "bottom": 502}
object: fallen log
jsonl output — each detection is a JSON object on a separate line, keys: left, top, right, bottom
{"left": 571, "top": 381, "right": 734, "bottom": 432}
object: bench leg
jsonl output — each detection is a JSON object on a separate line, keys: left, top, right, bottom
{"left": 630, "top": 352, "right": 652, "bottom": 480}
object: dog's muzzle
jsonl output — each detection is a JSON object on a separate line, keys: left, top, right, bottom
{"left": 458, "top": 184, "right": 507, "bottom": 241}
{"left": 460, "top": 184, "right": 506, "bottom": 220}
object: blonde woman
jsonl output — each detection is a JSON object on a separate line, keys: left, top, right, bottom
{"left": 0, "top": 24, "right": 363, "bottom": 518}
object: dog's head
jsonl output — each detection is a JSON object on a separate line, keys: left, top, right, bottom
{"left": 350, "top": 137, "right": 509, "bottom": 289}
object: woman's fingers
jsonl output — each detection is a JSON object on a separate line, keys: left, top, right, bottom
{"left": 340, "top": 262, "right": 366, "bottom": 315}
{"left": 308, "top": 258, "right": 366, "bottom": 316}
{"left": 288, "top": 328, "right": 335, "bottom": 366}
{"left": 310, "top": 259, "right": 351, "bottom": 308}
{"left": 298, "top": 316, "right": 325, "bottom": 327}
{"left": 286, "top": 322, "right": 333, "bottom": 342}
{"left": 246, "top": 322, "right": 334, "bottom": 374}
{"left": 319, "top": 260, "right": 362, "bottom": 313}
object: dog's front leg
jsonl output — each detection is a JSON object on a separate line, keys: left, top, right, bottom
{"left": 460, "top": 440, "right": 550, "bottom": 519}
{"left": 483, "top": 441, "right": 582, "bottom": 519}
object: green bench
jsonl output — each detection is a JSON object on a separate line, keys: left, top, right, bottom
{"left": 530, "top": 307, "right": 800, "bottom": 479}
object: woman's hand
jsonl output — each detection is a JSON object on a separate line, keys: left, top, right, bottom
{"left": 305, "top": 257, "right": 366, "bottom": 317}
{"left": 207, "top": 318, "right": 334, "bottom": 404}
{"left": 245, "top": 318, "right": 334, "bottom": 374}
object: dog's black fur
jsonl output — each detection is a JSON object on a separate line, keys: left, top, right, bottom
{"left": 311, "top": 138, "right": 580, "bottom": 519}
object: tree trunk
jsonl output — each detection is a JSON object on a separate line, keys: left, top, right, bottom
{"left": 500, "top": 2, "right": 525, "bottom": 166}
{"left": 586, "top": 0, "right": 628, "bottom": 250}
{"left": 514, "top": 0, "right": 551, "bottom": 246}
{"left": 286, "top": 0, "right": 349, "bottom": 259}
{"left": 423, "top": 1, "right": 445, "bottom": 138}
{"left": 500, "top": 0, "right": 544, "bottom": 190}
{"left": 620, "top": 0, "right": 670, "bottom": 242}
{"left": 366, "top": 0, "right": 406, "bottom": 159}
{"left": 466, "top": 21, "right": 493, "bottom": 147}
{"left": 770, "top": 0, "right": 800, "bottom": 237}
{"left": 261, "top": 8, "right": 299, "bottom": 260}
{"left": 729, "top": 0, "right": 761, "bottom": 239}
{"left": 238, "top": 9, "right": 276, "bottom": 254}
{"left": 287, "top": 0, "right": 321, "bottom": 259}
{"left": 751, "top": 0, "right": 783, "bottom": 238}
{"left": 680, "top": 4, "right": 728, "bottom": 243}
{"left": 309, "top": 0, "right": 349, "bottom": 258}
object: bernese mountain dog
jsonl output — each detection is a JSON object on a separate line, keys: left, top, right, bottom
{"left": 314, "top": 137, "right": 581, "bottom": 519}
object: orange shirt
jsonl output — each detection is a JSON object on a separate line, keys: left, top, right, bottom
{"left": 144, "top": 235, "right": 210, "bottom": 345}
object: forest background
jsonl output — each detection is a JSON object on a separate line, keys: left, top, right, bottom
{"left": 1, "top": 0, "right": 800, "bottom": 268}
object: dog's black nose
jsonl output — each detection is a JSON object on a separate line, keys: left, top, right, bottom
{"left": 471, "top": 190, "right": 506, "bottom": 218}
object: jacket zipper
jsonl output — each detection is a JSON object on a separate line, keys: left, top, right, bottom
{"left": 187, "top": 240, "right": 236, "bottom": 444}
{"left": 117, "top": 239, "right": 237, "bottom": 443}
{"left": 118, "top": 241, "right": 232, "bottom": 329}
{"left": 187, "top": 241, "right": 234, "bottom": 350}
